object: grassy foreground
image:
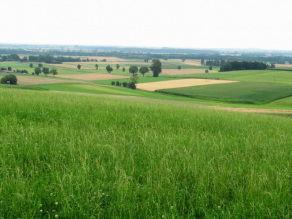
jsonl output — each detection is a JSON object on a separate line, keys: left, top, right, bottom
{"left": 0, "top": 89, "right": 292, "bottom": 218}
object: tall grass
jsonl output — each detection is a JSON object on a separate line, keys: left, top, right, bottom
{"left": 0, "top": 88, "right": 291, "bottom": 218}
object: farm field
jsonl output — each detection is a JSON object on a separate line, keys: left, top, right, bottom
{"left": 3, "top": 60, "right": 292, "bottom": 110}
{"left": 161, "top": 68, "right": 217, "bottom": 75}
{"left": 55, "top": 73, "right": 129, "bottom": 81}
{"left": 14, "top": 76, "right": 86, "bottom": 86}
{"left": 157, "top": 82, "right": 292, "bottom": 104}
{"left": 136, "top": 79, "right": 237, "bottom": 91}
{"left": 94, "top": 76, "right": 178, "bottom": 85}
{"left": 0, "top": 88, "right": 292, "bottom": 218}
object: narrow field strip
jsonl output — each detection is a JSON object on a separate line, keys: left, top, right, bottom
{"left": 137, "top": 79, "right": 237, "bottom": 91}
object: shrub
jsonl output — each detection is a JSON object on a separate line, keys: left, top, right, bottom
{"left": 0, "top": 75, "right": 17, "bottom": 84}
{"left": 205, "top": 70, "right": 209, "bottom": 73}
{"left": 111, "top": 81, "right": 115, "bottom": 85}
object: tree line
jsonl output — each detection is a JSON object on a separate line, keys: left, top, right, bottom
{"left": 219, "top": 61, "right": 267, "bottom": 72}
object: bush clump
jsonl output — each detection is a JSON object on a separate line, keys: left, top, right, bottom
{"left": 127, "top": 82, "right": 136, "bottom": 89}
{"left": 122, "top": 82, "right": 128, "bottom": 87}
{"left": 0, "top": 75, "right": 17, "bottom": 85}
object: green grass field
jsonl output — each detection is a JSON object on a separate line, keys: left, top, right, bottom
{"left": 0, "top": 88, "right": 292, "bottom": 218}
{"left": 157, "top": 82, "right": 292, "bottom": 104}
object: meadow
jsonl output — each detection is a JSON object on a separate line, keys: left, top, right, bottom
{"left": 0, "top": 88, "right": 292, "bottom": 218}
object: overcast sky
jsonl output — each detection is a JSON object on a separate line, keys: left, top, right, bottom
{"left": 1, "top": 0, "right": 291, "bottom": 50}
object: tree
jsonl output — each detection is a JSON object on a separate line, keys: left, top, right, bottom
{"left": 1, "top": 75, "right": 17, "bottom": 84}
{"left": 8, "top": 67, "right": 11, "bottom": 71}
{"left": 22, "top": 56, "right": 28, "bottom": 62}
{"left": 150, "top": 59, "right": 162, "bottom": 77}
{"left": 116, "top": 64, "right": 120, "bottom": 70}
{"left": 50, "top": 68, "right": 58, "bottom": 77}
{"left": 38, "top": 63, "right": 43, "bottom": 68}
{"left": 209, "top": 66, "right": 212, "bottom": 70}
{"left": 111, "top": 81, "right": 115, "bottom": 85}
{"left": 129, "top": 66, "right": 138, "bottom": 76}
{"left": 29, "top": 63, "right": 33, "bottom": 68}
{"left": 116, "top": 81, "right": 120, "bottom": 86}
{"left": 42, "top": 67, "right": 50, "bottom": 76}
{"left": 77, "top": 64, "right": 81, "bottom": 69}
{"left": 182, "top": 58, "right": 186, "bottom": 62}
{"left": 34, "top": 67, "right": 41, "bottom": 76}
{"left": 271, "top": 63, "right": 276, "bottom": 68}
{"left": 122, "top": 67, "right": 125, "bottom": 72}
{"left": 205, "top": 70, "right": 209, "bottom": 73}
{"left": 139, "top": 67, "right": 149, "bottom": 77}
{"left": 201, "top": 59, "right": 205, "bottom": 65}
{"left": 106, "top": 65, "right": 113, "bottom": 73}
{"left": 95, "top": 64, "right": 98, "bottom": 70}
{"left": 177, "top": 66, "right": 181, "bottom": 70}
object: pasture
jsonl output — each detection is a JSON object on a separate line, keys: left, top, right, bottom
{"left": 0, "top": 88, "right": 292, "bottom": 218}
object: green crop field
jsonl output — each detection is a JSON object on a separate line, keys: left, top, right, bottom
{"left": 157, "top": 82, "right": 292, "bottom": 104}
{"left": 0, "top": 88, "right": 292, "bottom": 218}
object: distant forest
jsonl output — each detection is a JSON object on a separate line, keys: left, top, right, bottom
{"left": 1, "top": 46, "right": 292, "bottom": 65}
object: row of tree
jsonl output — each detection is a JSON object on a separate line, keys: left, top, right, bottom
{"left": 33, "top": 67, "right": 58, "bottom": 76}
{"left": 111, "top": 81, "right": 136, "bottom": 89}
{"left": 220, "top": 61, "right": 267, "bottom": 72}
{"left": 1, "top": 66, "right": 28, "bottom": 74}
{"left": 128, "top": 59, "right": 161, "bottom": 77}
{"left": 77, "top": 59, "right": 162, "bottom": 77}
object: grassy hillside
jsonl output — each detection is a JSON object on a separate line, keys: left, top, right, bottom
{"left": 0, "top": 88, "right": 292, "bottom": 218}
{"left": 156, "top": 82, "right": 292, "bottom": 104}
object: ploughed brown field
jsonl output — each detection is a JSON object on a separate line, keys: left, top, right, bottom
{"left": 56, "top": 73, "right": 129, "bottom": 81}
{"left": 136, "top": 79, "right": 237, "bottom": 91}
